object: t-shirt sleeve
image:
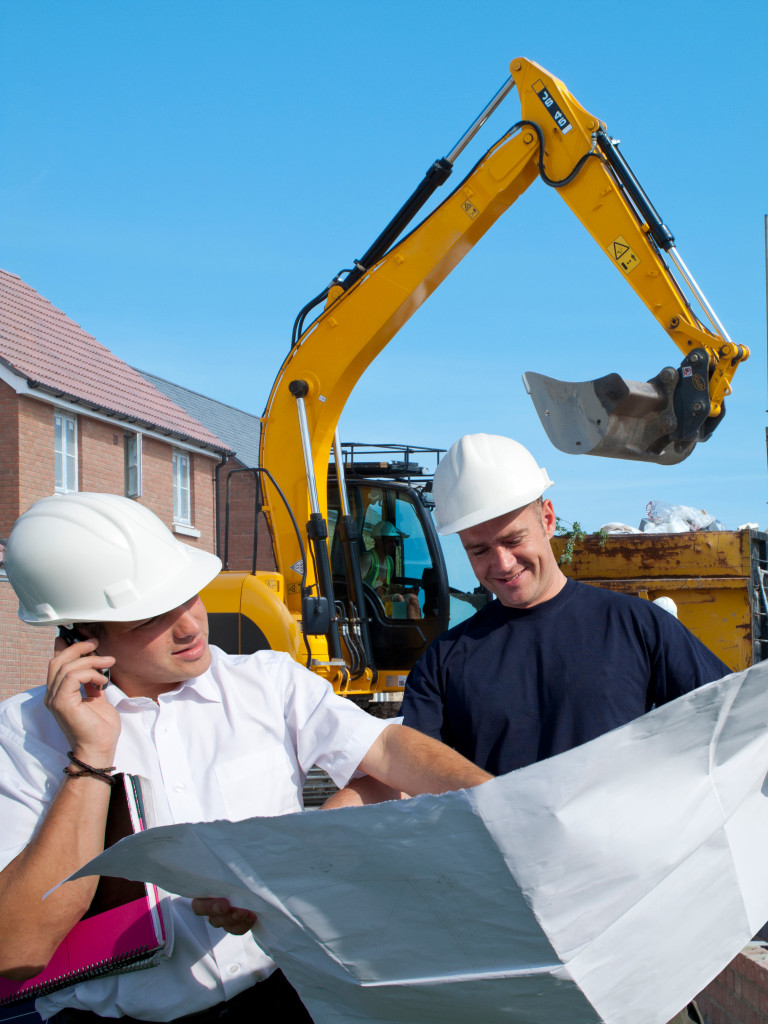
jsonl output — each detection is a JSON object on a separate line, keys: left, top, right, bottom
{"left": 650, "top": 608, "right": 732, "bottom": 705}
{"left": 401, "top": 642, "right": 446, "bottom": 742}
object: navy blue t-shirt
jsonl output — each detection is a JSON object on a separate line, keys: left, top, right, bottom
{"left": 401, "top": 578, "right": 730, "bottom": 776}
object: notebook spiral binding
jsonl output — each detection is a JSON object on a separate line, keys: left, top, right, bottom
{"left": 0, "top": 946, "right": 158, "bottom": 1006}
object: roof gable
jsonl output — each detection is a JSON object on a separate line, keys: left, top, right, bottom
{"left": 0, "top": 269, "right": 232, "bottom": 453}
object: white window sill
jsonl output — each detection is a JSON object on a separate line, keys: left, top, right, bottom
{"left": 172, "top": 523, "right": 201, "bottom": 538}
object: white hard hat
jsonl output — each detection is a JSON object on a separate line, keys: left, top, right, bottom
{"left": 433, "top": 434, "right": 553, "bottom": 535}
{"left": 653, "top": 596, "right": 678, "bottom": 618}
{"left": 4, "top": 493, "right": 222, "bottom": 626}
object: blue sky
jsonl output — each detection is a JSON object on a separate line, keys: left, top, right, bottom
{"left": 2, "top": 0, "right": 767, "bottom": 556}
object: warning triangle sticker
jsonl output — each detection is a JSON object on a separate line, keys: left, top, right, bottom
{"left": 612, "top": 241, "right": 630, "bottom": 260}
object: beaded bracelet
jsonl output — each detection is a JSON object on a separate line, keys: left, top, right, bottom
{"left": 63, "top": 751, "right": 116, "bottom": 786}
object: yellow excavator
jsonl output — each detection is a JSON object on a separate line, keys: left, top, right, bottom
{"left": 201, "top": 56, "right": 748, "bottom": 701}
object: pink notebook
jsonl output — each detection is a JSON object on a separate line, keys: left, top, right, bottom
{"left": 0, "top": 775, "right": 171, "bottom": 1006}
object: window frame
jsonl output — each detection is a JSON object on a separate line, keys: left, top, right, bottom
{"left": 124, "top": 431, "right": 142, "bottom": 498}
{"left": 54, "top": 411, "right": 78, "bottom": 493}
{"left": 172, "top": 449, "right": 192, "bottom": 526}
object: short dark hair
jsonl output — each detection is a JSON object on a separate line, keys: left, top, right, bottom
{"left": 75, "top": 622, "right": 107, "bottom": 640}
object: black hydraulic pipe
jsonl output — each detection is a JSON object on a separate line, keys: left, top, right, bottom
{"left": 341, "top": 157, "right": 453, "bottom": 293}
{"left": 306, "top": 512, "right": 344, "bottom": 660}
{"left": 595, "top": 129, "right": 675, "bottom": 252}
{"left": 337, "top": 513, "right": 377, "bottom": 682}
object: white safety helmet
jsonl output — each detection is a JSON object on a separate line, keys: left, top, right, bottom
{"left": 4, "top": 493, "right": 222, "bottom": 626}
{"left": 433, "top": 434, "right": 553, "bottom": 535}
{"left": 653, "top": 596, "right": 678, "bottom": 618}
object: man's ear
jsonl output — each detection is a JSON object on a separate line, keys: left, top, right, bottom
{"left": 541, "top": 499, "right": 557, "bottom": 538}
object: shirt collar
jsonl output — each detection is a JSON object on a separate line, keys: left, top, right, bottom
{"left": 103, "top": 664, "right": 222, "bottom": 709}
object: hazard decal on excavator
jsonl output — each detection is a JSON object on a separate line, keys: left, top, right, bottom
{"left": 461, "top": 198, "right": 479, "bottom": 220}
{"left": 608, "top": 235, "right": 641, "bottom": 274}
{"left": 533, "top": 81, "right": 572, "bottom": 134}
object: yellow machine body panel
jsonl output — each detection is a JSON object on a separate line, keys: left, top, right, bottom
{"left": 200, "top": 571, "right": 302, "bottom": 661}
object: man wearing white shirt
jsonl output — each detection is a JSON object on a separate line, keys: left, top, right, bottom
{"left": 0, "top": 494, "right": 490, "bottom": 1023}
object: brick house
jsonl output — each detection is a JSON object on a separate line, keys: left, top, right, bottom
{"left": 0, "top": 268, "right": 233, "bottom": 699}
{"left": 136, "top": 370, "right": 276, "bottom": 575}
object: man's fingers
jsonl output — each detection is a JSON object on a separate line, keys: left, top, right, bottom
{"left": 191, "top": 897, "right": 257, "bottom": 934}
{"left": 46, "top": 662, "right": 115, "bottom": 708}
{"left": 191, "top": 897, "right": 228, "bottom": 916}
{"left": 47, "top": 644, "right": 115, "bottom": 695}
{"left": 83, "top": 678, "right": 110, "bottom": 695}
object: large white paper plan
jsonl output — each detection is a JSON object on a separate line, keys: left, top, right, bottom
{"left": 68, "top": 661, "right": 768, "bottom": 1023}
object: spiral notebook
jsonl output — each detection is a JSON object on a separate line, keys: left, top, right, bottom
{"left": 0, "top": 774, "right": 172, "bottom": 1006}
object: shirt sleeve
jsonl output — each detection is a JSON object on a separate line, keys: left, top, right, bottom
{"left": 0, "top": 693, "right": 63, "bottom": 869}
{"left": 401, "top": 641, "right": 447, "bottom": 742}
{"left": 277, "top": 656, "right": 394, "bottom": 788}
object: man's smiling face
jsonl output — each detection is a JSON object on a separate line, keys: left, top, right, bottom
{"left": 459, "top": 499, "right": 565, "bottom": 609}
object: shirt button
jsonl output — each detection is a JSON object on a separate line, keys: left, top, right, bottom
{"left": 228, "top": 964, "right": 240, "bottom": 975}
{"left": 174, "top": 784, "right": 186, "bottom": 792}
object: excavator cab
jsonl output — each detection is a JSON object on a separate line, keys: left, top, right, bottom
{"left": 328, "top": 446, "right": 448, "bottom": 680}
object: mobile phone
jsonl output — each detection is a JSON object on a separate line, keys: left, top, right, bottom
{"left": 58, "top": 625, "right": 86, "bottom": 647}
{"left": 58, "top": 626, "right": 111, "bottom": 682}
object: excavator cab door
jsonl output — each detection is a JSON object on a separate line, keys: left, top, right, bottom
{"left": 328, "top": 479, "right": 449, "bottom": 674}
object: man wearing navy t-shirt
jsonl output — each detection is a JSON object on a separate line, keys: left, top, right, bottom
{"left": 402, "top": 433, "right": 730, "bottom": 778}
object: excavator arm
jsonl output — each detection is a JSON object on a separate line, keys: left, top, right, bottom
{"left": 511, "top": 60, "right": 747, "bottom": 464}
{"left": 259, "top": 57, "right": 746, "bottom": 633}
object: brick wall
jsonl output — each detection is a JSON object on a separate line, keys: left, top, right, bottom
{"left": 191, "top": 451, "right": 217, "bottom": 553}
{"left": 79, "top": 418, "right": 125, "bottom": 493}
{"left": 698, "top": 946, "right": 768, "bottom": 1024}
{"left": 0, "top": 577, "right": 54, "bottom": 698}
{"left": 0, "top": 382, "right": 20, "bottom": 538}
{"left": 218, "top": 460, "right": 277, "bottom": 571}
{"left": 141, "top": 434, "right": 175, "bottom": 523}
{"left": 18, "top": 395, "right": 55, "bottom": 518}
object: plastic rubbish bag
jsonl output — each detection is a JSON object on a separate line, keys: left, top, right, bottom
{"left": 639, "top": 500, "right": 726, "bottom": 534}
{"left": 600, "top": 523, "right": 642, "bottom": 535}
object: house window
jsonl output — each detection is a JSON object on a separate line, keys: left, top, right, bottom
{"left": 124, "top": 432, "right": 142, "bottom": 498}
{"left": 172, "top": 450, "right": 191, "bottom": 525}
{"left": 54, "top": 412, "right": 78, "bottom": 493}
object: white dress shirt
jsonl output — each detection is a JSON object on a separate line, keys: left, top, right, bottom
{"left": 0, "top": 646, "right": 391, "bottom": 1020}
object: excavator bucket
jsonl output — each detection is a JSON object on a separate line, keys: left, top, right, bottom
{"left": 523, "top": 352, "right": 720, "bottom": 466}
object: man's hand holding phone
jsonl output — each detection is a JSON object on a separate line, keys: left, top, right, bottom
{"left": 46, "top": 630, "right": 120, "bottom": 764}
